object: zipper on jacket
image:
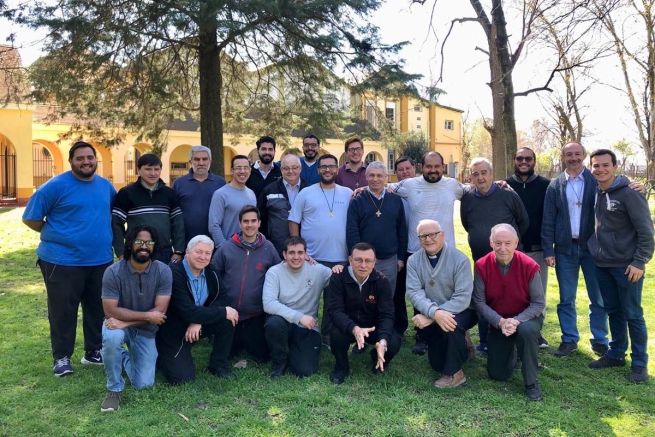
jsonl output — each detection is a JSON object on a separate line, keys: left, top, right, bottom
{"left": 237, "top": 250, "right": 251, "bottom": 311}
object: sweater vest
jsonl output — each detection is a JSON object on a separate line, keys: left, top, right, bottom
{"left": 476, "top": 251, "right": 539, "bottom": 318}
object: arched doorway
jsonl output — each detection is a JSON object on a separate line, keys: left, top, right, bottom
{"left": 168, "top": 144, "right": 192, "bottom": 185}
{"left": 32, "top": 143, "right": 54, "bottom": 188}
{"left": 123, "top": 143, "right": 150, "bottom": 185}
{"left": 0, "top": 134, "right": 17, "bottom": 199}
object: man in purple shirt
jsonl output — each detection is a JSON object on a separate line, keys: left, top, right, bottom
{"left": 335, "top": 136, "right": 368, "bottom": 190}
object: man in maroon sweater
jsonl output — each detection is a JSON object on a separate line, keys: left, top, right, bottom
{"left": 473, "top": 224, "right": 545, "bottom": 401}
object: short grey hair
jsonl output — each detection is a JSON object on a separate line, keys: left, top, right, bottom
{"left": 281, "top": 154, "right": 302, "bottom": 166}
{"left": 416, "top": 219, "right": 441, "bottom": 235}
{"left": 366, "top": 161, "right": 387, "bottom": 175}
{"left": 187, "top": 235, "right": 215, "bottom": 251}
{"left": 470, "top": 157, "right": 492, "bottom": 172}
{"left": 490, "top": 223, "right": 518, "bottom": 240}
{"left": 190, "top": 145, "right": 212, "bottom": 160}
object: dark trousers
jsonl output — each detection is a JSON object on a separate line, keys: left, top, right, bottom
{"left": 38, "top": 259, "right": 111, "bottom": 360}
{"left": 153, "top": 248, "right": 173, "bottom": 264}
{"left": 224, "top": 314, "right": 269, "bottom": 363}
{"left": 330, "top": 325, "right": 401, "bottom": 372}
{"left": 157, "top": 318, "right": 236, "bottom": 384}
{"left": 393, "top": 252, "right": 410, "bottom": 335}
{"left": 487, "top": 316, "right": 543, "bottom": 386}
{"left": 423, "top": 308, "right": 478, "bottom": 376}
{"left": 318, "top": 261, "right": 346, "bottom": 344}
{"left": 264, "top": 315, "right": 322, "bottom": 377}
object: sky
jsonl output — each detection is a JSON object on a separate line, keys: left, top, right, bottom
{"left": 0, "top": 1, "right": 647, "bottom": 161}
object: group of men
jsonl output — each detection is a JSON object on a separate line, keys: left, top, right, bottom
{"left": 22, "top": 135, "right": 652, "bottom": 411}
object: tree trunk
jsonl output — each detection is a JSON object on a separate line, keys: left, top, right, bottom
{"left": 198, "top": 21, "right": 225, "bottom": 176}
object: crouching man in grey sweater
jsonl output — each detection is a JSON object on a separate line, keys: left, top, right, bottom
{"left": 263, "top": 236, "right": 333, "bottom": 379}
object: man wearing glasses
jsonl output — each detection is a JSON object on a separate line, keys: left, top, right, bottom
{"left": 326, "top": 243, "right": 401, "bottom": 384}
{"left": 300, "top": 134, "right": 321, "bottom": 185}
{"left": 407, "top": 220, "right": 477, "bottom": 388}
{"left": 336, "top": 136, "right": 368, "bottom": 190}
{"left": 505, "top": 147, "right": 551, "bottom": 348}
{"left": 208, "top": 155, "right": 257, "bottom": 248}
{"left": 258, "top": 154, "right": 309, "bottom": 256}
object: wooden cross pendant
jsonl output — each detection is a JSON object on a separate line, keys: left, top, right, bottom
{"left": 429, "top": 280, "right": 435, "bottom": 287}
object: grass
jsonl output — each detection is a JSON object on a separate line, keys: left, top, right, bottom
{"left": 0, "top": 206, "right": 654, "bottom": 436}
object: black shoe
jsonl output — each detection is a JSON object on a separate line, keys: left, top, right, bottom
{"left": 525, "top": 382, "right": 543, "bottom": 401}
{"left": 207, "top": 366, "right": 236, "bottom": 379}
{"left": 628, "top": 366, "right": 649, "bottom": 383}
{"left": 352, "top": 344, "right": 369, "bottom": 355}
{"left": 329, "top": 369, "right": 347, "bottom": 384}
{"left": 411, "top": 341, "right": 428, "bottom": 355}
{"left": 589, "top": 355, "right": 626, "bottom": 369}
{"left": 553, "top": 342, "right": 577, "bottom": 357}
{"left": 270, "top": 361, "right": 287, "bottom": 380}
{"left": 591, "top": 343, "right": 609, "bottom": 357}
{"left": 538, "top": 336, "right": 549, "bottom": 349}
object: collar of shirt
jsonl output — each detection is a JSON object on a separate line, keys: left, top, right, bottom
{"left": 182, "top": 257, "right": 205, "bottom": 280}
{"left": 343, "top": 162, "right": 366, "bottom": 173}
{"left": 474, "top": 183, "right": 497, "bottom": 197}
{"left": 126, "top": 258, "right": 153, "bottom": 275}
{"left": 367, "top": 187, "right": 385, "bottom": 200}
{"left": 188, "top": 170, "right": 215, "bottom": 181}
{"left": 347, "top": 266, "right": 370, "bottom": 289}
{"left": 254, "top": 161, "right": 273, "bottom": 178}
{"left": 565, "top": 167, "right": 586, "bottom": 182}
{"left": 283, "top": 179, "right": 301, "bottom": 191}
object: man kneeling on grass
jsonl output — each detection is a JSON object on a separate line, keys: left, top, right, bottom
{"left": 473, "top": 224, "right": 545, "bottom": 401}
{"left": 326, "top": 243, "right": 401, "bottom": 384}
{"left": 156, "top": 235, "right": 239, "bottom": 384}
{"left": 100, "top": 225, "right": 172, "bottom": 412}
{"left": 262, "top": 236, "right": 333, "bottom": 379}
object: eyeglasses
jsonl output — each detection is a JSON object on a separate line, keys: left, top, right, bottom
{"left": 232, "top": 166, "right": 250, "bottom": 172}
{"left": 281, "top": 165, "right": 301, "bottom": 172}
{"left": 515, "top": 156, "right": 534, "bottom": 162}
{"left": 318, "top": 164, "right": 338, "bottom": 171}
{"left": 303, "top": 143, "right": 319, "bottom": 148}
{"left": 133, "top": 239, "right": 156, "bottom": 247}
{"left": 351, "top": 258, "right": 375, "bottom": 265}
{"left": 347, "top": 147, "right": 363, "bottom": 153}
{"left": 417, "top": 231, "right": 442, "bottom": 241}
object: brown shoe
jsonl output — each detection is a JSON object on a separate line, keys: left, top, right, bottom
{"left": 465, "top": 331, "right": 476, "bottom": 360}
{"left": 433, "top": 369, "right": 466, "bottom": 388}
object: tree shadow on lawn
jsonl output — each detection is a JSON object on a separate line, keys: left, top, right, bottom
{"left": 0, "top": 247, "right": 43, "bottom": 290}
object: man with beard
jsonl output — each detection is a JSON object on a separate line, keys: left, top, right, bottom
{"left": 156, "top": 235, "right": 239, "bottom": 384}
{"left": 111, "top": 153, "right": 185, "bottom": 264}
{"left": 258, "top": 154, "right": 309, "bottom": 256}
{"left": 388, "top": 151, "right": 468, "bottom": 354}
{"left": 336, "top": 136, "right": 368, "bottom": 190}
{"left": 505, "top": 147, "right": 551, "bottom": 348}
{"left": 289, "top": 154, "right": 353, "bottom": 347}
{"left": 211, "top": 205, "right": 281, "bottom": 364}
{"left": 246, "top": 136, "right": 282, "bottom": 198}
{"left": 100, "top": 225, "right": 172, "bottom": 412}
{"left": 172, "top": 145, "right": 226, "bottom": 246}
{"left": 300, "top": 134, "right": 321, "bottom": 185}
{"left": 208, "top": 155, "right": 257, "bottom": 247}
{"left": 23, "top": 141, "right": 116, "bottom": 377}
{"left": 542, "top": 142, "right": 609, "bottom": 358}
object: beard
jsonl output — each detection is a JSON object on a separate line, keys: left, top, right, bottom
{"left": 132, "top": 250, "right": 153, "bottom": 264}
{"left": 71, "top": 163, "right": 97, "bottom": 179}
{"left": 320, "top": 173, "right": 336, "bottom": 185}
{"left": 514, "top": 166, "right": 535, "bottom": 178}
{"left": 259, "top": 154, "right": 274, "bottom": 165}
{"left": 423, "top": 172, "right": 442, "bottom": 184}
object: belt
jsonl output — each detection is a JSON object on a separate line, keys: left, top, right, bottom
{"left": 571, "top": 238, "right": 579, "bottom": 244}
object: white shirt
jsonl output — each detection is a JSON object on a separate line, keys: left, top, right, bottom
{"left": 283, "top": 179, "right": 301, "bottom": 207}
{"left": 565, "top": 169, "right": 585, "bottom": 239}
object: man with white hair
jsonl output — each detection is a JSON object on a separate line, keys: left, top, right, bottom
{"left": 172, "top": 145, "right": 226, "bottom": 246}
{"left": 473, "top": 224, "right": 545, "bottom": 401}
{"left": 407, "top": 219, "right": 477, "bottom": 388}
{"left": 156, "top": 235, "right": 240, "bottom": 384}
{"left": 258, "top": 154, "right": 309, "bottom": 256}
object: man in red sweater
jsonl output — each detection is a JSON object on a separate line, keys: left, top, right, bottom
{"left": 473, "top": 223, "right": 545, "bottom": 401}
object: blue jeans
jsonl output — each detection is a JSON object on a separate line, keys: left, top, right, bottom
{"left": 595, "top": 266, "right": 648, "bottom": 367}
{"left": 554, "top": 243, "right": 608, "bottom": 345}
{"left": 102, "top": 325, "right": 158, "bottom": 392}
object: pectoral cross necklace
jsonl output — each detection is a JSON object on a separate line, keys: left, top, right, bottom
{"left": 320, "top": 183, "right": 336, "bottom": 217}
{"left": 570, "top": 181, "right": 583, "bottom": 207}
{"left": 366, "top": 190, "right": 385, "bottom": 218}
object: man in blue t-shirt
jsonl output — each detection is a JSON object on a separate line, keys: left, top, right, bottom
{"left": 23, "top": 141, "right": 117, "bottom": 377}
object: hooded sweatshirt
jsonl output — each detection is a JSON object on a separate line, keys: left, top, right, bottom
{"left": 587, "top": 175, "right": 654, "bottom": 270}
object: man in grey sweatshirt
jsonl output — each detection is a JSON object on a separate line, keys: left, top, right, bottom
{"left": 587, "top": 149, "right": 654, "bottom": 383}
{"left": 263, "top": 236, "right": 332, "bottom": 379}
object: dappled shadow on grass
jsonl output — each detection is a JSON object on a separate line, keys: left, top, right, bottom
{"left": 0, "top": 247, "right": 43, "bottom": 292}
{"left": 0, "top": 207, "right": 17, "bottom": 216}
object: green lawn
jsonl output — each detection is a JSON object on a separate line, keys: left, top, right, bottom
{"left": 0, "top": 206, "right": 654, "bottom": 436}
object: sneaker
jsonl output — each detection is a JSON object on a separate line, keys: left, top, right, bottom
{"left": 81, "top": 350, "right": 103, "bottom": 366}
{"left": 525, "top": 382, "right": 543, "bottom": 401}
{"left": 207, "top": 366, "right": 236, "bottom": 379}
{"left": 591, "top": 343, "right": 609, "bottom": 357}
{"left": 352, "top": 343, "right": 369, "bottom": 355}
{"left": 538, "top": 336, "right": 549, "bottom": 349}
{"left": 411, "top": 341, "right": 428, "bottom": 355}
{"left": 100, "top": 391, "right": 121, "bottom": 412}
{"left": 329, "top": 368, "right": 348, "bottom": 385}
{"left": 628, "top": 366, "right": 649, "bottom": 383}
{"left": 53, "top": 357, "right": 73, "bottom": 377}
{"left": 322, "top": 342, "right": 332, "bottom": 351}
{"left": 433, "top": 370, "right": 466, "bottom": 388}
{"left": 270, "top": 361, "right": 287, "bottom": 380}
{"left": 553, "top": 342, "right": 577, "bottom": 357}
{"left": 589, "top": 355, "right": 626, "bottom": 369}
{"left": 475, "top": 343, "right": 488, "bottom": 353}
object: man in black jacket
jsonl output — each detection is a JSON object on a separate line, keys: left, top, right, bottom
{"left": 156, "top": 235, "right": 239, "bottom": 384}
{"left": 258, "top": 154, "right": 309, "bottom": 256}
{"left": 246, "top": 136, "right": 282, "bottom": 198}
{"left": 326, "top": 243, "right": 401, "bottom": 384}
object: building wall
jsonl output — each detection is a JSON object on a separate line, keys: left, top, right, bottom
{"left": 0, "top": 106, "right": 34, "bottom": 203}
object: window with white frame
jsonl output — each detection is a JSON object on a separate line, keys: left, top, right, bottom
{"left": 445, "top": 120, "right": 453, "bottom": 130}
